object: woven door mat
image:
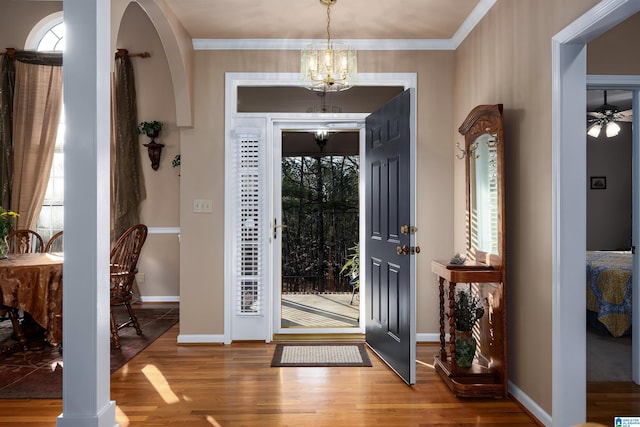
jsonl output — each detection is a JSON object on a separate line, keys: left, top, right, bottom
{"left": 271, "top": 343, "right": 372, "bottom": 367}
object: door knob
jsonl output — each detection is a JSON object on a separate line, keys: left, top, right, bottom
{"left": 396, "top": 245, "right": 409, "bottom": 255}
{"left": 400, "top": 225, "right": 418, "bottom": 235}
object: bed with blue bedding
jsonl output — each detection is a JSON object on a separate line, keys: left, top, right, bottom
{"left": 586, "top": 250, "right": 632, "bottom": 337}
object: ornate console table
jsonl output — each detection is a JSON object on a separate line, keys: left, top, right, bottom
{"left": 431, "top": 260, "right": 507, "bottom": 398}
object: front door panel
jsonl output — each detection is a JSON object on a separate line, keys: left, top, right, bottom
{"left": 365, "top": 89, "right": 416, "bottom": 384}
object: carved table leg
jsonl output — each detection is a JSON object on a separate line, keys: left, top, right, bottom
{"left": 448, "top": 281, "right": 457, "bottom": 365}
{"left": 438, "top": 277, "right": 447, "bottom": 361}
{"left": 5, "top": 308, "right": 28, "bottom": 350}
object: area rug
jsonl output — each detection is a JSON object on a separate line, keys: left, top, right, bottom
{"left": 271, "top": 343, "right": 372, "bottom": 367}
{"left": 0, "top": 305, "right": 178, "bottom": 399}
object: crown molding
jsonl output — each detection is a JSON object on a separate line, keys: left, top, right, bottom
{"left": 193, "top": 38, "right": 456, "bottom": 51}
{"left": 451, "top": 0, "right": 497, "bottom": 48}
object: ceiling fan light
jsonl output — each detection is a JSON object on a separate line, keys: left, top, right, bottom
{"left": 606, "top": 121, "right": 621, "bottom": 137}
{"left": 587, "top": 123, "right": 602, "bottom": 138}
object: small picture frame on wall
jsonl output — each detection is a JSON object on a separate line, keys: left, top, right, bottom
{"left": 590, "top": 176, "right": 606, "bottom": 190}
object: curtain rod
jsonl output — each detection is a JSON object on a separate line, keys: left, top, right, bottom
{"left": 115, "top": 48, "right": 151, "bottom": 59}
{"left": 5, "top": 47, "right": 62, "bottom": 66}
{"left": 6, "top": 48, "right": 150, "bottom": 60}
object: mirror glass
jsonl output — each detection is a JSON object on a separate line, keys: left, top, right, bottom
{"left": 469, "top": 133, "right": 499, "bottom": 255}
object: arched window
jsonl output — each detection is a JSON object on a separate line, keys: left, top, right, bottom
{"left": 27, "top": 13, "right": 65, "bottom": 242}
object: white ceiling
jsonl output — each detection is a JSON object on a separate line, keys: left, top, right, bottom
{"left": 587, "top": 90, "right": 632, "bottom": 112}
{"left": 164, "top": 0, "right": 484, "bottom": 42}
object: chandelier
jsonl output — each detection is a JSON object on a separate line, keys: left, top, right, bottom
{"left": 301, "top": 0, "right": 357, "bottom": 92}
{"left": 314, "top": 129, "right": 330, "bottom": 152}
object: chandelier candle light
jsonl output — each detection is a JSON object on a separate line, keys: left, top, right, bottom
{"left": 301, "top": 0, "right": 357, "bottom": 92}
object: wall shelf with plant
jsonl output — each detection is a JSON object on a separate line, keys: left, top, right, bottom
{"left": 137, "top": 121, "right": 164, "bottom": 170}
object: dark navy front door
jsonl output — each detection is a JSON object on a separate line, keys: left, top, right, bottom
{"left": 365, "top": 89, "right": 416, "bottom": 385}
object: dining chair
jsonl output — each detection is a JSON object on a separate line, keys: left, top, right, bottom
{"left": 44, "top": 230, "right": 64, "bottom": 253}
{"left": 110, "top": 223, "right": 148, "bottom": 348}
{"left": 6, "top": 229, "right": 44, "bottom": 253}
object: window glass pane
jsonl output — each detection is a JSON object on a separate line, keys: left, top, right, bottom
{"left": 38, "top": 206, "right": 52, "bottom": 228}
{"left": 51, "top": 207, "right": 64, "bottom": 229}
{"left": 37, "top": 22, "right": 64, "bottom": 52}
{"left": 51, "top": 23, "right": 65, "bottom": 39}
{"left": 35, "top": 21, "right": 64, "bottom": 240}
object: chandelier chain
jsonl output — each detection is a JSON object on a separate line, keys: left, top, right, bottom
{"left": 326, "top": 3, "right": 332, "bottom": 47}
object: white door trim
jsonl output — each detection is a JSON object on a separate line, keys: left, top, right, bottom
{"left": 587, "top": 76, "right": 640, "bottom": 386}
{"left": 270, "top": 118, "right": 367, "bottom": 336}
{"left": 224, "top": 73, "right": 417, "bottom": 343}
{"left": 552, "top": 2, "right": 640, "bottom": 426}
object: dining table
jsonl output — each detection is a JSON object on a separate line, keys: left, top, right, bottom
{"left": 0, "top": 252, "right": 63, "bottom": 349}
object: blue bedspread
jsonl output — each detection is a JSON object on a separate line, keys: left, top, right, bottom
{"left": 586, "top": 251, "right": 632, "bottom": 337}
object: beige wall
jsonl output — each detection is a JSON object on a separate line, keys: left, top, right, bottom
{"left": 0, "top": 1, "right": 62, "bottom": 48}
{"left": 587, "top": 12, "right": 640, "bottom": 74}
{"left": 179, "top": 49, "right": 456, "bottom": 334}
{"left": 453, "top": 0, "right": 599, "bottom": 414}
{"left": 117, "top": 3, "right": 180, "bottom": 298}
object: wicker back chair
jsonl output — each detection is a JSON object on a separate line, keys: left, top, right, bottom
{"left": 110, "top": 224, "right": 148, "bottom": 348}
{"left": 6, "top": 229, "right": 44, "bottom": 254}
{"left": 44, "top": 230, "right": 64, "bottom": 253}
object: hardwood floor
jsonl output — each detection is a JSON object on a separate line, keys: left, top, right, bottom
{"left": 0, "top": 324, "right": 543, "bottom": 426}
{"left": 587, "top": 381, "right": 640, "bottom": 425}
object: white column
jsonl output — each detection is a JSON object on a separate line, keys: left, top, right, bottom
{"left": 57, "top": 0, "right": 115, "bottom": 426}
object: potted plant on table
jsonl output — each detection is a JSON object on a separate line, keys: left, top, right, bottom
{"left": 452, "top": 285, "right": 485, "bottom": 367}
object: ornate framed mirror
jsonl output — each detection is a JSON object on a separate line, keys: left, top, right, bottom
{"left": 458, "top": 104, "right": 505, "bottom": 269}
{"left": 430, "top": 104, "right": 507, "bottom": 398}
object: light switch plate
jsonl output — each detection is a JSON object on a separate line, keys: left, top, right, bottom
{"left": 193, "top": 199, "right": 213, "bottom": 213}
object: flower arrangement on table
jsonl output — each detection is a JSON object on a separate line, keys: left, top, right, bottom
{"left": 0, "top": 206, "right": 19, "bottom": 235}
{"left": 453, "top": 285, "right": 485, "bottom": 333}
{"left": 0, "top": 206, "right": 19, "bottom": 259}
{"left": 451, "top": 285, "right": 485, "bottom": 367}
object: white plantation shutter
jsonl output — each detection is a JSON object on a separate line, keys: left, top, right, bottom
{"left": 234, "top": 134, "right": 265, "bottom": 316}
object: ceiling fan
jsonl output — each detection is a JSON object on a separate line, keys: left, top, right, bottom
{"left": 587, "top": 90, "right": 633, "bottom": 138}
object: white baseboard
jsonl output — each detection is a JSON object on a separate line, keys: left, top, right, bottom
{"left": 177, "top": 334, "right": 225, "bottom": 344}
{"left": 508, "top": 380, "right": 551, "bottom": 426}
{"left": 140, "top": 296, "right": 180, "bottom": 303}
{"left": 147, "top": 227, "right": 180, "bottom": 234}
{"left": 417, "top": 333, "right": 447, "bottom": 342}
